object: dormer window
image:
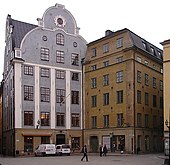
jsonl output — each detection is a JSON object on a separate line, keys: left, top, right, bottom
{"left": 142, "top": 42, "right": 146, "bottom": 50}
{"left": 150, "top": 47, "right": 155, "bottom": 54}
{"left": 158, "top": 51, "right": 162, "bottom": 59}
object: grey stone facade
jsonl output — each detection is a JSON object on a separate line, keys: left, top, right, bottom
{"left": 2, "top": 4, "right": 87, "bottom": 156}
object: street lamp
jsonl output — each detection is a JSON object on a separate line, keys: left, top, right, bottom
{"left": 36, "top": 120, "right": 40, "bottom": 129}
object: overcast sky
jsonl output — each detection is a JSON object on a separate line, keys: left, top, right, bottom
{"left": 0, "top": 0, "right": 170, "bottom": 81}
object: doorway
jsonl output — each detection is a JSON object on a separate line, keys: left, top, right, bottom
{"left": 56, "top": 134, "right": 65, "bottom": 145}
{"left": 90, "top": 136, "right": 98, "bottom": 152}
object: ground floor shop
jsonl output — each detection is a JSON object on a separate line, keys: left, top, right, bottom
{"left": 2, "top": 128, "right": 82, "bottom": 156}
{"left": 83, "top": 128, "right": 164, "bottom": 154}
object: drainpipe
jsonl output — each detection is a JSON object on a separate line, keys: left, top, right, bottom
{"left": 81, "top": 58, "right": 85, "bottom": 148}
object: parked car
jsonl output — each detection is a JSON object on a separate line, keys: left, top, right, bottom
{"left": 35, "top": 144, "right": 56, "bottom": 156}
{"left": 56, "top": 144, "right": 71, "bottom": 156}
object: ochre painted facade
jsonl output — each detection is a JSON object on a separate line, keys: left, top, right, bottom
{"left": 84, "top": 29, "right": 163, "bottom": 154}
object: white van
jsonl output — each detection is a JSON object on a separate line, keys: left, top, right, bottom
{"left": 35, "top": 144, "right": 56, "bottom": 156}
{"left": 56, "top": 144, "right": 71, "bottom": 156}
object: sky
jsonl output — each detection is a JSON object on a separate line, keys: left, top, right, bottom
{"left": 0, "top": 0, "right": 170, "bottom": 81}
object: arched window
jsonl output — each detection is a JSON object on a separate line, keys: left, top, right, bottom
{"left": 56, "top": 33, "right": 64, "bottom": 45}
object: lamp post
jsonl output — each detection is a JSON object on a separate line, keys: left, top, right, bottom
{"left": 164, "top": 120, "right": 169, "bottom": 165}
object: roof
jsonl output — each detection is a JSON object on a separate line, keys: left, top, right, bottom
{"left": 129, "top": 29, "right": 163, "bottom": 61}
{"left": 88, "top": 28, "right": 163, "bottom": 61}
{"left": 160, "top": 39, "right": 170, "bottom": 46}
{"left": 8, "top": 16, "right": 37, "bottom": 48}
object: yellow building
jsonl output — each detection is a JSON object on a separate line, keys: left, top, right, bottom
{"left": 161, "top": 39, "right": 170, "bottom": 156}
{"left": 84, "top": 29, "right": 164, "bottom": 154}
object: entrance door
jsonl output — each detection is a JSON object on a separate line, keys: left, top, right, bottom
{"left": 56, "top": 134, "right": 65, "bottom": 145}
{"left": 90, "top": 136, "right": 98, "bottom": 153}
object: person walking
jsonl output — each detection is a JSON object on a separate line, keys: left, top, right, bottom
{"left": 81, "top": 145, "right": 88, "bottom": 161}
{"left": 103, "top": 145, "right": 108, "bottom": 156}
{"left": 99, "top": 145, "right": 103, "bottom": 157}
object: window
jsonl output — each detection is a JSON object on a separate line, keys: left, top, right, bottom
{"left": 92, "top": 116, "right": 97, "bottom": 128}
{"left": 145, "top": 92, "right": 149, "bottom": 105}
{"left": 145, "top": 74, "right": 149, "bottom": 86}
{"left": 24, "top": 111, "right": 33, "bottom": 126}
{"left": 56, "top": 70, "right": 65, "bottom": 79}
{"left": 56, "top": 33, "right": 64, "bottom": 45}
{"left": 56, "top": 113, "right": 65, "bottom": 126}
{"left": 91, "top": 65, "right": 97, "bottom": 71}
{"left": 103, "top": 61, "right": 109, "bottom": 67}
{"left": 137, "top": 71, "right": 141, "bottom": 83}
{"left": 145, "top": 114, "right": 149, "bottom": 127}
{"left": 24, "top": 136, "right": 33, "bottom": 152}
{"left": 153, "top": 64, "right": 156, "bottom": 70}
{"left": 92, "top": 48, "right": 97, "bottom": 57}
{"left": 144, "top": 60, "right": 149, "bottom": 66}
{"left": 136, "top": 56, "right": 141, "bottom": 63}
{"left": 56, "top": 89, "right": 65, "bottom": 103}
{"left": 137, "top": 90, "right": 141, "bottom": 104}
{"left": 116, "top": 56, "right": 123, "bottom": 63}
{"left": 71, "top": 113, "right": 79, "bottom": 127}
{"left": 103, "top": 74, "right": 109, "bottom": 86}
{"left": 24, "top": 65, "right": 33, "bottom": 75}
{"left": 91, "top": 95, "right": 97, "bottom": 107}
{"left": 116, "top": 38, "right": 123, "bottom": 48}
{"left": 24, "top": 85, "right": 33, "bottom": 101}
{"left": 71, "top": 53, "right": 79, "bottom": 66}
{"left": 150, "top": 47, "right": 154, "bottom": 54}
{"left": 71, "top": 91, "right": 79, "bottom": 104}
{"left": 153, "top": 95, "right": 157, "bottom": 107}
{"left": 103, "top": 115, "right": 109, "bottom": 127}
{"left": 142, "top": 42, "right": 147, "bottom": 50}
{"left": 117, "top": 90, "right": 123, "bottom": 103}
{"left": 160, "top": 80, "right": 163, "bottom": 91}
{"left": 41, "top": 47, "right": 49, "bottom": 61}
{"left": 40, "top": 87, "right": 50, "bottom": 102}
{"left": 116, "top": 71, "right": 123, "bottom": 83}
{"left": 72, "top": 72, "right": 79, "bottom": 81}
{"left": 103, "top": 43, "right": 109, "bottom": 53}
{"left": 56, "top": 50, "right": 64, "bottom": 63}
{"left": 103, "top": 93, "right": 109, "bottom": 105}
{"left": 117, "top": 113, "right": 123, "bottom": 127}
{"left": 40, "top": 68, "right": 50, "bottom": 77}
{"left": 158, "top": 51, "right": 162, "bottom": 58}
{"left": 41, "top": 112, "right": 50, "bottom": 126}
{"left": 91, "top": 78, "right": 97, "bottom": 88}
{"left": 137, "top": 113, "right": 142, "bottom": 127}
{"left": 152, "top": 77, "right": 156, "bottom": 88}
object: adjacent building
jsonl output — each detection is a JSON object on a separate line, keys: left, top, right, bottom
{"left": 2, "top": 4, "right": 87, "bottom": 156}
{"left": 161, "top": 39, "right": 170, "bottom": 156}
{"left": 0, "top": 83, "right": 2, "bottom": 154}
{"left": 84, "top": 29, "right": 164, "bottom": 153}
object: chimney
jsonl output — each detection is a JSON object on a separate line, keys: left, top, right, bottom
{"left": 105, "top": 30, "right": 113, "bottom": 36}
